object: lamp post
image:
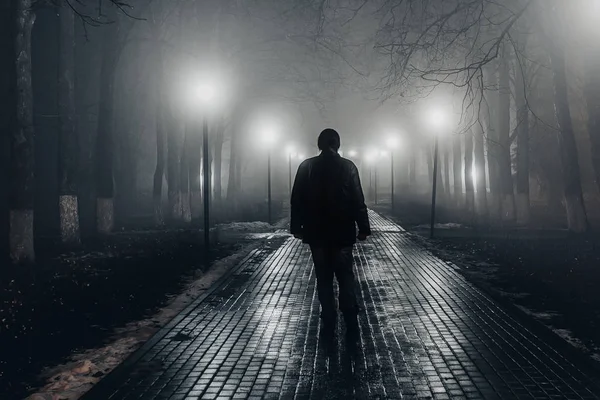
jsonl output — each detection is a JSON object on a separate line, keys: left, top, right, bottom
{"left": 268, "top": 150, "right": 272, "bottom": 224}
{"left": 191, "top": 80, "right": 217, "bottom": 251}
{"left": 186, "top": 72, "right": 228, "bottom": 252}
{"left": 374, "top": 165, "right": 378, "bottom": 205}
{"left": 285, "top": 144, "right": 296, "bottom": 195}
{"left": 386, "top": 137, "right": 399, "bottom": 211}
{"left": 366, "top": 149, "right": 379, "bottom": 205}
{"left": 430, "top": 135, "right": 439, "bottom": 239}
{"left": 262, "top": 128, "right": 277, "bottom": 224}
{"left": 428, "top": 109, "right": 446, "bottom": 239}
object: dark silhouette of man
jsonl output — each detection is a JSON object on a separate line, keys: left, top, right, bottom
{"left": 290, "top": 128, "right": 371, "bottom": 341}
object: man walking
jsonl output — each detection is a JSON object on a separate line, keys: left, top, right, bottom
{"left": 290, "top": 128, "right": 371, "bottom": 341}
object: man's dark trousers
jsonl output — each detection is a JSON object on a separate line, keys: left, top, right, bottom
{"left": 310, "top": 245, "right": 359, "bottom": 321}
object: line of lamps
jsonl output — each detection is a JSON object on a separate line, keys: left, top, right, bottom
{"left": 189, "top": 71, "right": 454, "bottom": 244}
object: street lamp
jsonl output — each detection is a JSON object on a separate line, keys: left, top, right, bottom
{"left": 261, "top": 127, "right": 278, "bottom": 224}
{"left": 428, "top": 108, "right": 447, "bottom": 239}
{"left": 285, "top": 144, "right": 296, "bottom": 195}
{"left": 366, "top": 148, "right": 380, "bottom": 205}
{"left": 386, "top": 136, "right": 400, "bottom": 212}
{"left": 188, "top": 77, "right": 222, "bottom": 251}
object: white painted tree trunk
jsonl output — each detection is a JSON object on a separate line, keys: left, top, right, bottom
{"left": 10, "top": 210, "right": 34, "bottom": 263}
{"left": 59, "top": 195, "right": 80, "bottom": 244}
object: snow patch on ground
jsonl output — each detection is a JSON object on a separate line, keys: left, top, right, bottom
{"left": 495, "top": 290, "right": 530, "bottom": 299}
{"left": 414, "top": 222, "right": 466, "bottom": 230}
{"left": 213, "top": 221, "right": 274, "bottom": 233}
{"left": 515, "top": 306, "right": 600, "bottom": 364}
{"left": 515, "top": 305, "right": 560, "bottom": 320}
{"left": 26, "top": 239, "right": 267, "bottom": 400}
{"left": 551, "top": 328, "right": 589, "bottom": 351}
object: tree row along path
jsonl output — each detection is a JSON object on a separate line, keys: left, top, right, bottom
{"left": 81, "top": 211, "right": 600, "bottom": 400}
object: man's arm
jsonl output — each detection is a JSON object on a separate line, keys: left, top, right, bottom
{"left": 290, "top": 161, "right": 308, "bottom": 236}
{"left": 350, "top": 164, "right": 371, "bottom": 237}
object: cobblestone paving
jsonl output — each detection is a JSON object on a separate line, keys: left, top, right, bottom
{"left": 83, "top": 211, "right": 600, "bottom": 400}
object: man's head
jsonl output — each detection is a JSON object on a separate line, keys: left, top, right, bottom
{"left": 317, "top": 128, "right": 341, "bottom": 152}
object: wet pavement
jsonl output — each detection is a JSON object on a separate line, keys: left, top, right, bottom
{"left": 82, "top": 211, "right": 600, "bottom": 400}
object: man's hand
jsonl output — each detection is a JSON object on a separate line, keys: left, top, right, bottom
{"left": 357, "top": 233, "right": 369, "bottom": 241}
{"left": 293, "top": 233, "right": 303, "bottom": 240}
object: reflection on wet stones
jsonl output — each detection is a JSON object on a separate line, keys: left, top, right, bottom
{"left": 168, "top": 331, "right": 194, "bottom": 341}
{"left": 129, "top": 359, "right": 164, "bottom": 378}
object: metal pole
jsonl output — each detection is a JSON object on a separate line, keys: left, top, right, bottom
{"left": 268, "top": 150, "right": 272, "bottom": 224}
{"left": 369, "top": 167, "right": 373, "bottom": 202}
{"left": 391, "top": 152, "right": 395, "bottom": 211}
{"left": 374, "top": 165, "right": 378, "bottom": 205}
{"left": 202, "top": 116, "right": 210, "bottom": 249}
{"left": 430, "top": 135, "right": 439, "bottom": 239}
{"left": 288, "top": 153, "right": 292, "bottom": 194}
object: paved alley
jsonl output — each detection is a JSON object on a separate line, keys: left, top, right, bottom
{"left": 82, "top": 211, "right": 600, "bottom": 400}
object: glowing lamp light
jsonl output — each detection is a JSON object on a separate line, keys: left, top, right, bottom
{"left": 429, "top": 108, "right": 446, "bottom": 131}
{"left": 297, "top": 153, "right": 305, "bottom": 160}
{"left": 261, "top": 127, "right": 278, "bottom": 148}
{"left": 193, "top": 82, "right": 216, "bottom": 104}
{"left": 285, "top": 144, "right": 296, "bottom": 157}
{"left": 348, "top": 150, "right": 358, "bottom": 157}
{"left": 184, "top": 72, "right": 225, "bottom": 111}
{"left": 386, "top": 136, "right": 400, "bottom": 149}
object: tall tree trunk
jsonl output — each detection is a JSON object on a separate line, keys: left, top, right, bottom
{"left": 226, "top": 123, "right": 238, "bottom": 203}
{"left": 452, "top": 134, "right": 463, "bottom": 208}
{"left": 485, "top": 66, "right": 502, "bottom": 221}
{"left": 150, "top": 6, "right": 165, "bottom": 226}
{"left": 1, "top": 0, "right": 12, "bottom": 260}
{"left": 9, "top": 0, "right": 35, "bottom": 262}
{"left": 233, "top": 122, "right": 243, "bottom": 197}
{"left": 58, "top": 2, "right": 80, "bottom": 244}
{"left": 167, "top": 111, "right": 182, "bottom": 220}
{"left": 473, "top": 122, "right": 488, "bottom": 221}
{"left": 497, "top": 47, "right": 516, "bottom": 223}
{"left": 180, "top": 122, "right": 191, "bottom": 223}
{"left": 548, "top": 2, "right": 588, "bottom": 232}
{"left": 584, "top": 50, "right": 600, "bottom": 194}
{"left": 409, "top": 145, "right": 417, "bottom": 188}
{"left": 464, "top": 130, "right": 475, "bottom": 218}
{"left": 95, "top": 21, "right": 118, "bottom": 234}
{"left": 515, "top": 55, "right": 530, "bottom": 225}
{"left": 398, "top": 147, "right": 410, "bottom": 201}
{"left": 153, "top": 101, "right": 165, "bottom": 225}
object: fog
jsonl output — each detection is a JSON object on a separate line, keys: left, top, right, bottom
{"left": 3, "top": 0, "right": 600, "bottom": 256}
